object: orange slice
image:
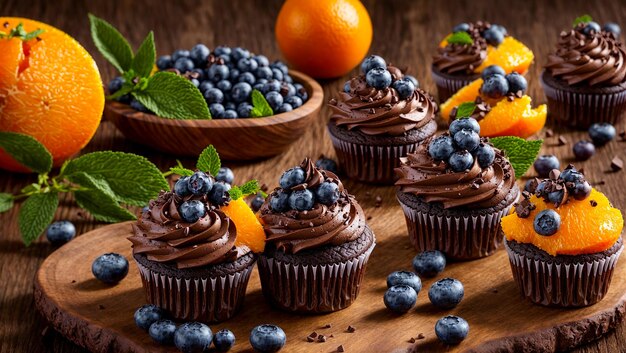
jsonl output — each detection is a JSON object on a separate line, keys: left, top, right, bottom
{"left": 479, "top": 95, "right": 546, "bottom": 138}
{"left": 440, "top": 78, "right": 483, "bottom": 122}
{"left": 222, "top": 198, "right": 266, "bottom": 253}
{"left": 475, "top": 37, "right": 534, "bottom": 74}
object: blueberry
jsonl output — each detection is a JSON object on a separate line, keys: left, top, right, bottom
{"left": 492, "top": 24, "right": 508, "bottom": 36}
{"left": 46, "top": 221, "right": 76, "bottom": 245}
{"left": 229, "top": 68, "right": 240, "bottom": 81}
{"left": 412, "top": 250, "right": 446, "bottom": 278}
{"left": 108, "top": 76, "right": 125, "bottom": 94}
{"left": 524, "top": 179, "right": 536, "bottom": 193}
{"left": 117, "top": 94, "right": 132, "bottom": 104}
{"left": 276, "top": 103, "right": 293, "bottom": 113}
{"left": 428, "top": 278, "right": 464, "bottom": 309}
{"left": 271, "top": 68, "right": 284, "bottom": 81}
{"left": 481, "top": 74, "right": 509, "bottom": 99}
{"left": 360, "top": 55, "right": 387, "bottom": 73}
{"left": 475, "top": 143, "right": 496, "bottom": 168}
{"left": 483, "top": 27, "right": 504, "bottom": 46}
{"left": 221, "top": 109, "right": 238, "bottom": 119}
{"left": 282, "top": 83, "right": 296, "bottom": 98}
{"left": 217, "top": 54, "right": 231, "bottom": 64}
{"left": 505, "top": 72, "right": 527, "bottom": 94}
{"left": 217, "top": 80, "right": 232, "bottom": 92}
{"left": 238, "top": 72, "right": 256, "bottom": 85}
{"left": 265, "top": 91, "right": 284, "bottom": 111}
{"left": 263, "top": 80, "right": 282, "bottom": 94}
{"left": 250, "top": 324, "right": 286, "bottom": 353}
{"left": 387, "top": 271, "right": 422, "bottom": 294}
{"left": 449, "top": 117, "right": 480, "bottom": 135}
{"left": 251, "top": 193, "right": 266, "bottom": 212}
{"left": 533, "top": 155, "right": 560, "bottom": 178}
{"left": 535, "top": 180, "right": 548, "bottom": 195}
{"left": 384, "top": 285, "right": 417, "bottom": 313}
{"left": 253, "top": 83, "right": 265, "bottom": 92}
{"left": 452, "top": 23, "right": 470, "bottom": 33}
{"left": 255, "top": 66, "right": 274, "bottom": 80}
{"left": 279, "top": 167, "right": 306, "bottom": 189}
{"left": 365, "top": 67, "right": 392, "bottom": 90}
{"left": 269, "top": 190, "right": 290, "bottom": 212}
{"left": 315, "top": 181, "right": 340, "bottom": 205}
{"left": 174, "top": 176, "right": 191, "bottom": 196}
{"left": 190, "top": 44, "right": 210, "bottom": 66}
{"left": 253, "top": 55, "right": 270, "bottom": 67}
{"left": 571, "top": 180, "right": 592, "bottom": 200}
{"left": 428, "top": 135, "right": 455, "bottom": 161}
{"left": 392, "top": 78, "right": 416, "bottom": 100}
{"left": 344, "top": 81, "right": 351, "bottom": 93}
{"left": 199, "top": 81, "right": 214, "bottom": 93}
{"left": 231, "top": 82, "right": 252, "bottom": 103}
{"left": 588, "top": 123, "right": 616, "bottom": 146}
{"left": 205, "top": 88, "right": 224, "bottom": 104}
{"left": 174, "top": 322, "right": 213, "bottom": 353}
{"left": 404, "top": 75, "right": 419, "bottom": 88}
{"left": 573, "top": 140, "right": 595, "bottom": 161}
{"left": 560, "top": 167, "right": 583, "bottom": 183}
{"left": 295, "top": 84, "right": 308, "bottom": 101}
{"left": 237, "top": 103, "right": 254, "bottom": 118}
{"left": 453, "top": 129, "right": 480, "bottom": 152}
{"left": 583, "top": 21, "right": 601, "bottom": 35}
{"left": 213, "top": 46, "right": 231, "bottom": 56}
{"left": 134, "top": 304, "right": 166, "bottom": 331}
{"left": 231, "top": 47, "right": 250, "bottom": 61}
{"left": 435, "top": 316, "right": 469, "bottom": 345}
{"left": 271, "top": 61, "right": 289, "bottom": 75}
{"left": 130, "top": 99, "right": 150, "bottom": 113}
{"left": 533, "top": 209, "right": 561, "bottom": 236}
{"left": 213, "top": 329, "right": 236, "bottom": 351}
{"left": 174, "top": 57, "right": 195, "bottom": 73}
{"left": 92, "top": 253, "right": 128, "bottom": 284}
{"left": 224, "top": 102, "right": 237, "bottom": 111}
{"left": 603, "top": 23, "right": 621, "bottom": 36}
{"left": 448, "top": 151, "right": 474, "bottom": 172}
{"left": 208, "top": 64, "right": 230, "bottom": 82}
{"left": 172, "top": 49, "right": 190, "bottom": 62}
{"left": 191, "top": 68, "right": 205, "bottom": 81}
{"left": 188, "top": 171, "right": 213, "bottom": 195}
{"left": 315, "top": 157, "right": 338, "bottom": 174}
{"left": 481, "top": 65, "right": 506, "bottom": 79}
{"left": 156, "top": 55, "right": 173, "bottom": 70}
{"left": 215, "top": 167, "right": 235, "bottom": 184}
{"left": 285, "top": 96, "right": 303, "bottom": 108}
{"left": 547, "top": 189, "right": 564, "bottom": 205}
{"left": 288, "top": 189, "right": 315, "bottom": 211}
{"left": 208, "top": 182, "right": 231, "bottom": 206}
{"left": 180, "top": 200, "right": 206, "bottom": 223}
{"left": 149, "top": 320, "right": 177, "bottom": 345}
{"left": 190, "top": 78, "right": 200, "bottom": 87}
{"left": 237, "top": 58, "right": 258, "bottom": 73}
{"left": 209, "top": 103, "right": 225, "bottom": 117}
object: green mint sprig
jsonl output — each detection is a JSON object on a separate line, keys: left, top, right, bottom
{"left": 455, "top": 102, "right": 476, "bottom": 119}
{"left": 250, "top": 89, "right": 274, "bottom": 118}
{"left": 229, "top": 180, "right": 262, "bottom": 200}
{"left": 490, "top": 137, "right": 543, "bottom": 177}
{"left": 573, "top": 14, "right": 593, "bottom": 27}
{"left": 88, "top": 14, "right": 210, "bottom": 120}
{"left": 446, "top": 31, "right": 473, "bottom": 45}
{"left": 0, "top": 23, "right": 44, "bottom": 40}
{"left": 0, "top": 131, "right": 168, "bottom": 246}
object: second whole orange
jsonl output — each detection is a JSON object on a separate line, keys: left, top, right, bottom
{"left": 275, "top": 0, "right": 373, "bottom": 79}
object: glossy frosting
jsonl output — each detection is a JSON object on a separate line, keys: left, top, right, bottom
{"left": 545, "top": 25, "right": 626, "bottom": 87}
{"left": 432, "top": 22, "right": 491, "bottom": 75}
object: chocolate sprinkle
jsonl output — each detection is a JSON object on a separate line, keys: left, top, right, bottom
{"left": 318, "top": 335, "right": 327, "bottom": 342}
{"left": 337, "top": 345, "right": 345, "bottom": 352}
{"left": 307, "top": 336, "right": 315, "bottom": 342}
{"left": 611, "top": 157, "right": 623, "bottom": 172}
{"left": 558, "top": 136, "right": 568, "bottom": 146}
{"left": 346, "top": 325, "right": 356, "bottom": 333}
{"left": 408, "top": 337, "right": 416, "bottom": 343}
{"left": 417, "top": 333, "right": 425, "bottom": 339}
{"left": 590, "top": 200, "right": 598, "bottom": 207}
{"left": 324, "top": 324, "right": 332, "bottom": 329}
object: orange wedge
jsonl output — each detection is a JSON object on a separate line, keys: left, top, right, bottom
{"left": 222, "top": 198, "right": 266, "bottom": 253}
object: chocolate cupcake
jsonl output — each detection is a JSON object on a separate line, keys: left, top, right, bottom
{"left": 328, "top": 56, "right": 437, "bottom": 184}
{"left": 257, "top": 158, "right": 375, "bottom": 313}
{"left": 541, "top": 19, "right": 626, "bottom": 128}
{"left": 502, "top": 165, "right": 624, "bottom": 307}
{"left": 395, "top": 119, "right": 519, "bottom": 260}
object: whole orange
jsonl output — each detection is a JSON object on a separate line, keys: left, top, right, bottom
{"left": 0, "top": 18, "right": 104, "bottom": 173}
{"left": 275, "top": 0, "right": 373, "bottom": 79}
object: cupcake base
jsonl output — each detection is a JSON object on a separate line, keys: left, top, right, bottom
{"left": 431, "top": 67, "right": 479, "bottom": 103}
{"left": 134, "top": 251, "right": 256, "bottom": 323}
{"left": 396, "top": 185, "right": 519, "bottom": 260}
{"left": 327, "top": 121, "right": 437, "bottom": 184}
{"left": 505, "top": 238, "right": 624, "bottom": 307}
{"left": 258, "top": 226, "right": 375, "bottom": 313}
{"left": 541, "top": 70, "right": 626, "bottom": 129}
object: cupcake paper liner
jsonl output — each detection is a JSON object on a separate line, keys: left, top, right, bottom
{"left": 431, "top": 69, "right": 476, "bottom": 103}
{"left": 257, "top": 241, "right": 375, "bottom": 313}
{"left": 505, "top": 241, "right": 623, "bottom": 307}
{"left": 135, "top": 260, "right": 255, "bottom": 323}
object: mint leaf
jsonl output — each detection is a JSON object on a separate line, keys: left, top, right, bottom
{"left": 0, "top": 193, "right": 13, "bottom": 213}
{"left": 239, "top": 180, "right": 261, "bottom": 196}
{"left": 228, "top": 186, "right": 243, "bottom": 200}
{"left": 490, "top": 137, "right": 543, "bottom": 177}
{"left": 131, "top": 31, "right": 155, "bottom": 78}
{"left": 0, "top": 23, "right": 43, "bottom": 40}
{"left": 170, "top": 167, "right": 194, "bottom": 177}
{"left": 63, "top": 151, "right": 168, "bottom": 206}
{"left": 71, "top": 172, "right": 136, "bottom": 223}
{"left": 573, "top": 14, "right": 593, "bottom": 27}
{"left": 133, "top": 72, "right": 210, "bottom": 119}
{"left": 196, "top": 145, "right": 220, "bottom": 176}
{"left": 446, "top": 31, "right": 473, "bottom": 45}
{"left": 0, "top": 132, "right": 52, "bottom": 173}
{"left": 250, "top": 89, "right": 273, "bottom": 118}
{"left": 89, "top": 14, "right": 133, "bottom": 73}
{"left": 455, "top": 102, "right": 476, "bottom": 119}
{"left": 19, "top": 192, "right": 58, "bottom": 246}
{"left": 22, "top": 28, "right": 44, "bottom": 41}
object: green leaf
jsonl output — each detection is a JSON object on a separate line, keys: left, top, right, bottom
{"left": 88, "top": 14, "right": 133, "bottom": 73}
{"left": 490, "top": 137, "right": 543, "bottom": 177}
{"left": 239, "top": 180, "right": 261, "bottom": 196}
{"left": 455, "top": 102, "right": 476, "bottom": 119}
{"left": 0, "top": 22, "right": 44, "bottom": 40}
{"left": 446, "top": 31, "right": 473, "bottom": 45}
{"left": 70, "top": 172, "right": 136, "bottom": 223}
{"left": 573, "top": 14, "right": 593, "bottom": 27}
{"left": 0, "top": 193, "right": 14, "bottom": 213}
{"left": 62, "top": 151, "right": 168, "bottom": 206}
{"left": 22, "top": 28, "right": 44, "bottom": 41}
{"left": 0, "top": 132, "right": 52, "bottom": 173}
{"left": 250, "top": 89, "right": 273, "bottom": 118}
{"left": 196, "top": 145, "right": 220, "bottom": 176}
{"left": 170, "top": 167, "right": 194, "bottom": 177}
{"left": 228, "top": 186, "right": 243, "bottom": 200}
{"left": 131, "top": 31, "right": 155, "bottom": 78}
{"left": 132, "top": 72, "right": 210, "bottom": 119}
{"left": 19, "top": 193, "right": 58, "bottom": 246}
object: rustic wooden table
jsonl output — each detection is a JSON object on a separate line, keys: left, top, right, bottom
{"left": 1, "top": 0, "right": 625, "bottom": 352}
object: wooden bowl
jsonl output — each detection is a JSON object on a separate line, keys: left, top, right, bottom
{"left": 104, "top": 70, "right": 323, "bottom": 160}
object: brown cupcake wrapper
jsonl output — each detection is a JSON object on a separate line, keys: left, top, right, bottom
{"left": 257, "top": 241, "right": 375, "bottom": 313}
{"left": 505, "top": 241, "right": 623, "bottom": 307}
{"left": 135, "top": 260, "right": 255, "bottom": 323}
{"left": 431, "top": 69, "right": 476, "bottom": 103}
{"left": 398, "top": 197, "right": 515, "bottom": 260}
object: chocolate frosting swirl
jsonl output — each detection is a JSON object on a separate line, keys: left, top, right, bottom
{"left": 260, "top": 159, "right": 366, "bottom": 254}
{"left": 129, "top": 191, "right": 241, "bottom": 269}
{"left": 432, "top": 22, "right": 491, "bottom": 75}
{"left": 545, "top": 25, "right": 626, "bottom": 87}
{"left": 329, "top": 66, "right": 436, "bottom": 136}
{"left": 395, "top": 142, "right": 516, "bottom": 209}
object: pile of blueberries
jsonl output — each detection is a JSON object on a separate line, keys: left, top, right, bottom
{"left": 173, "top": 167, "right": 235, "bottom": 223}
{"left": 346, "top": 55, "right": 419, "bottom": 99}
{"left": 451, "top": 22, "right": 508, "bottom": 46}
{"left": 479, "top": 64, "right": 528, "bottom": 99}
{"left": 134, "top": 305, "right": 286, "bottom": 352}
{"left": 578, "top": 21, "right": 621, "bottom": 36}
{"left": 428, "top": 117, "right": 496, "bottom": 172}
{"left": 383, "top": 250, "right": 469, "bottom": 345}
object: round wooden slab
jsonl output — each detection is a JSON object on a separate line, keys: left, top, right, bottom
{"left": 35, "top": 222, "right": 626, "bottom": 353}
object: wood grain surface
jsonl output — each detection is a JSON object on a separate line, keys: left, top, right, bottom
{"left": 1, "top": 0, "right": 626, "bottom": 352}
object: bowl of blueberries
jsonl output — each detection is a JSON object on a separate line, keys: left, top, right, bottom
{"left": 104, "top": 45, "right": 323, "bottom": 160}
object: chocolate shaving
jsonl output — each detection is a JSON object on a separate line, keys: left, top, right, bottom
{"left": 549, "top": 169, "right": 561, "bottom": 180}
{"left": 323, "top": 324, "right": 332, "bottom": 329}
{"left": 346, "top": 325, "right": 356, "bottom": 333}
{"left": 611, "top": 156, "right": 623, "bottom": 171}
{"left": 307, "top": 336, "right": 315, "bottom": 342}
{"left": 318, "top": 335, "right": 327, "bottom": 342}
{"left": 417, "top": 333, "right": 425, "bottom": 339}
{"left": 590, "top": 200, "right": 598, "bottom": 207}
{"left": 558, "top": 136, "right": 568, "bottom": 146}
{"left": 408, "top": 337, "right": 416, "bottom": 343}
{"left": 309, "top": 331, "right": 318, "bottom": 338}
{"left": 98, "top": 304, "right": 105, "bottom": 310}
{"left": 545, "top": 129, "right": 554, "bottom": 137}
{"left": 337, "top": 345, "right": 345, "bottom": 352}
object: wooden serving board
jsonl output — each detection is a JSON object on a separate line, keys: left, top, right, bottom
{"left": 34, "top": 220, "right": 626, "bottom": 353}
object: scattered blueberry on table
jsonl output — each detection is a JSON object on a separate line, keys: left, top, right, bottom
{"left": 428, "top": 278, "right": 465, "bottom": 309}
{"left": 46, "top": 220, "right": 76, "bottom": 245}
{"left": 412, "top": 250, "right": 446, "bottom": 278}
{"left": 134, "top": 304, "right": 167, "bottom": 331}
{"left": 386, "top": 271, "right": 422, "bottom": 294}
{"left": 174, "top": 322, "right": 213, "bottom": 353}
{"left": 91, "top": 253, "right": 129, "bottom": 284}
{"left": 588, "top": 123, "right": 616, "bottom": 146}
{"left": 250, "top": 324, "right": 286, "bottom": 353}
{"left": 149, "top": 319, "right": 177, "bottom": 345}
{"left": 213, "top": 329, "right": 236, "bottom": 351}
{"left": 384, "top": 285, "right": 418, "bottom": 313}
{"left": 435, "top": 315, "right": 470, "bottom": 345}
{"left": 573, "top": 140, "right": 596, "bottom": 161}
